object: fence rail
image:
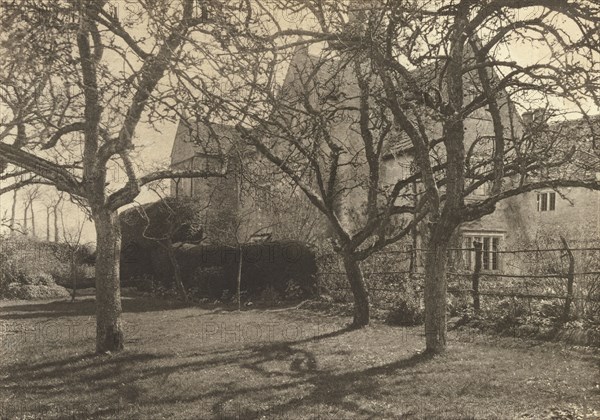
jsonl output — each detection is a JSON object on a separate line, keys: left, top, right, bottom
{"left": 316, "top": 241, "right": 600, "bottom": 320}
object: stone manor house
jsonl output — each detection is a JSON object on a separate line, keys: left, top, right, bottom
{"left": 170, "top": 45, "right": 600, "bottom": 273}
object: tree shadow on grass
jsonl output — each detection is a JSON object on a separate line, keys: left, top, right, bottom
{"left": 1, "top": 319, "right": 433, "bottom": 418}
{"left": 144, "top": 343, "right": 433, "bottom": 418}
{"left": 0, "top": 296, "right": 192, "bottom": 320}
{"left": 3, "top": 326, "right": 354, "bottom": 388}
{"left": 209, "top": 342, "right": 434, "bottom": 418}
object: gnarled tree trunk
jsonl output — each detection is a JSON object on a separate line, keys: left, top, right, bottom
{"left": 93, "top": 207, "right": 124, "bottom": 353}
{"left": 424, "top": 225, "right": 452, "bottom": 354}
{"left": 342, "top": 253, "right": 370, "bottom": 328}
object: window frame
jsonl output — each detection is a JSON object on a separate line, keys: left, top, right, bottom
{"left": 536, "top": 191, "right": 556, "bottom": 212}
{"left": 462, "top": 232, "right": 504, "bottom": 272}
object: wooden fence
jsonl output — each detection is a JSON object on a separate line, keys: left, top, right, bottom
{"left": 316, "top": 242, "right": 600, "bottom": 319}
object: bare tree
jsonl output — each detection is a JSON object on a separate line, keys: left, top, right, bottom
{"left": 45, "top": 200, "right": 52, "bottom": 241}
{"left": 198, "top": 1, "right": 600, "bottom": 351}
{"left": 0, "top": 1, "right": 253, "bottom": 352}
{"left": 198, "top": 21, "right": 428, "bottom": 328}
{"left": 239, "top": 150, "right": 327, "bottom": 245}
{"left": 232, "top": 53, "right": 425, "bottom": 328}
{"left": 0, "top": 178, "right": 25, "bottom": 236}
{"left": 360, "top": 0, "right": 599, "bottom": 354}
{"left": 211, "top": 201, "right": 279, "bottom": 311}
{"left": 20, "top": 185, "right": 41, "bottom": 237}
{"left": 132, "top": 186, "right": 211, "bottom": 303}
{"left": 41, "top": 191, "right": 69, "bottom": 242}
{"left": 54, "top": 194, "right": 65, "bottom": 243}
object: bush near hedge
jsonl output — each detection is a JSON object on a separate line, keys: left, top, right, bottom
{"left": 1, "top": 237, "right": 94, "bottom": 279}
{"left": 119, "top": 198, "right": 204, "bottom": 249}
{"left": 5, "top": 283, "right": 71, "bottom": 300}
{"left": 0, "top": 238, "right": 82, "bottom": 299}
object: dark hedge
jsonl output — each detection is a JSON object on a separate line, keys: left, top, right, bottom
{"left": 120, "top": 240, "right": 318, "bottom": 298}
{"left": 119, "top": 199, "right": 317, "bottom": 297}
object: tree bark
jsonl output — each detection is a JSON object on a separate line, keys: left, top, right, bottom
{"left": 342, "top": 253, "right": 370, "bottom": 328}
{"left": 93, "top": 207, "right": 124, "bottom": 353}
{"left": 424, "top": 226, "right": 451, "bottom": 354}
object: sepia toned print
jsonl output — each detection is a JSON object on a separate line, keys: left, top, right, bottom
{"left": 0, "top": 1, "right": 598, "bottom": 418}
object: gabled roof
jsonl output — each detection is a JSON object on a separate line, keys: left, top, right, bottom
{"left": 279, "top": 44, "right": 494, "bottom": 160}
{"left": 170, "top": 120, "right": 241, "bottom": 166}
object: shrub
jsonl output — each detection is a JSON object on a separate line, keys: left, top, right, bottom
{"left": 385, "top": 298, "right": 424, "bottom": 326}
{"left": 0, "top": 237, "right": 94, "bottom": 299}
{"left": 119, "top": 241, "right": 155, "bottom": 287}
{"left": 5, "top": 283, "right": 70, "bottom": 300}
{"left": 487, "top": 298, "right": 529, "bottom": 330}
{"left": 537, "top": 300, "right": 564, "bottom": 321}
{"left": 284, "top": 282, "right": 304, "bottom": 300}
{"left": 120, "top": 198, "right": 206, "bottom": 247}
{"left": 120, "top": 198, "right": 319, "bottom": 299}
{"left": 30, "top": 272, "right": 55, "bottom": 286}
{"left": 447, "top": 293, "right": 471, "bottom": 317}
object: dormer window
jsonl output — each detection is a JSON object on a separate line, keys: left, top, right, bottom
{"left": 537, "top": 192, "right": 556, "bottom": 212}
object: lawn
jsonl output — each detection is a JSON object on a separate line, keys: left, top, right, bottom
{"left": 0, "top": 293, "right": 598, "bottom": 419}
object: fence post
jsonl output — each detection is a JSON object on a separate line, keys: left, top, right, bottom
{"left": 560, "top": 236, "right": 575, "bottom": 323}
{"left": 471, "top": 240, "right": 482, "bottom": 313}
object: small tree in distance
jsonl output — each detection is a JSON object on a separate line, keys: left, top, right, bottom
{"left": 132, "top": 187, "right": 210, "bottom": 303}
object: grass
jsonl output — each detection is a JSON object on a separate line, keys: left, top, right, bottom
{"left": 0, "top": 293, "right": 598, "bottom": 419}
